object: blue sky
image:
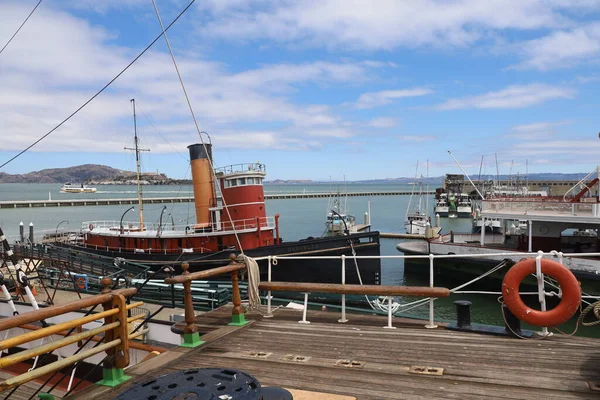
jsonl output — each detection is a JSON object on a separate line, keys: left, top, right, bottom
{"left": 1, "top": 0, "right": 600, "bottom": 181}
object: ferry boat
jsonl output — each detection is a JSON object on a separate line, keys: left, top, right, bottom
{"left": 398, "top": 172, "right": 600, "bottom": 287}
{"left": 60, "top": 183, "right": 97, "bottom": 193}
{"left": 56, "top": 143, "right": 381, "bottom": 285}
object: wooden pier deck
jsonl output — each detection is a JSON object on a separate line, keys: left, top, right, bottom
{"left": 67, "top": 305, "right": 600, "bottom": 400}
{"left": 0, "top": 191, "right": 432, "bottom": 209}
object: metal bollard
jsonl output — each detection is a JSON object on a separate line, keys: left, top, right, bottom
{"left": 502, "top": 303, "right": 522, "bottom": 337}
{"left": 454, "top": 300, "right": 472, "bottom": 329}
{"left": 29, "top": 222, "right": 34, "bottom": 244}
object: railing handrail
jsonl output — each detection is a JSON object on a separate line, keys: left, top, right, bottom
{"left": 0, "top": 277, "right": 144, "bottom": 393}
{"left": 258, "top": 282, "right": 449, "bottom": 297}
{"left": 0, "top": 286, "right": 136, "bottom": 332}
{"left": 166, "top": 261, "right": 246, "bottom": 284}
{"left": 80, "top": 216, "right": 276, "bottom": 232}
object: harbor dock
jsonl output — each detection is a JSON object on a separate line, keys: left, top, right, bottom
{"left": 68, "top": 305, "right": 600, "bottom": 400}
{"left": 0, "top": 191, "right": 432, "bottom": 209}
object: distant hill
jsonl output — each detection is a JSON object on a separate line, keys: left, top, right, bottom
{"left": 0, "top": 164, "right": 130, "bottom": 184}
{"left": 0, "top": 165, "right": 591, "bottom": 184}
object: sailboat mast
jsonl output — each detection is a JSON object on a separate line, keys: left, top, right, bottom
{"left": 132, "top": 99, "right": 144, "bottom": 228}
{"left": 125, "top": 98, "right": 150, "bottom": 229}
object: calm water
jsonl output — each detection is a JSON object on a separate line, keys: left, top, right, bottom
{"left": 0, "top": 183, "right": 596, "bottom": 336}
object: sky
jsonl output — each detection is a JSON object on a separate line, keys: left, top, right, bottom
{"left": 1, "top": 0, "right": 600, "bottom": 181}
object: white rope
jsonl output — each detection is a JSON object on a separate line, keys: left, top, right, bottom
{"left": 239, "top": 254, "right": 261, "bottom": 310}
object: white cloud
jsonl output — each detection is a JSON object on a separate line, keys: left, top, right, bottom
{"left": 511, "top": 23, "right": 600, "bottom": 70}
{"left": 436, "top": 84, "right": 575, "bottom": 110}
{"left": 399, "top": 135, "right": 435, "bottom": 142}
{"left": 194, "top": 0, "right": 587, "bottom": 50}
{"left": 368, "top": 117, "right": 399, "bottom": 128}
{"left": 505, "top": 120, "right": 571, "bottom": 139}
{"left": 0, "top": 2, "right": 391, "bottom": 156}
{"left": 355, "top": 88, "right": 432, "bottom": 109}
{"left": 513, "top": 140, "right": 600, "bottom": 156}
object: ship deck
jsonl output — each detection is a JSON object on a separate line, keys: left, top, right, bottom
{"left": 65, "top": 304, "right": 600, "bottom": 400}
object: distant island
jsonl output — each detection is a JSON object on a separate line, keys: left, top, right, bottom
{"left": 0, "top": 164, "right": 591, "bottom": 184}
{"left": 0, "top": 164, "right": 186, "bottom": 185}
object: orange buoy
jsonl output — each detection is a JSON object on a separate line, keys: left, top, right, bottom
{"left": 502, "top": 258, "right": 581, "bottom": 327}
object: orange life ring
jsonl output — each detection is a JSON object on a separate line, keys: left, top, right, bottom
{"left": 76, "top": 277, "right": 86, "bottom": 290}
{"left": 88, "top": 223, "right": 94, "bottom": 231}
{"left": 502, "top": 258, "right": 581, "bottom": 327}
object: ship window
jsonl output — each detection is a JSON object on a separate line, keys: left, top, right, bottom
{"left": 230, "top": 179, "right": 238, "bottom": 187}
{"left": 238, "top": 178, "right": 246, "bottom": 185}
{"left": 247, "top": 177, "right": 254, "bottom": 184}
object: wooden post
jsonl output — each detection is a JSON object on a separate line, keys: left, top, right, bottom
{"left": 180, "top": 263, "right": 203, "bottom": 348}
{"left": 229, "top": 255, "right": 248, "bottom": 326}
{"left": 97, "top": 278, "right": 131, "bottom": 387}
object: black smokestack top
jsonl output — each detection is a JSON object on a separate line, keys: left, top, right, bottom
{"left": 188, "top": 143, "right": 212, "bottom": 161}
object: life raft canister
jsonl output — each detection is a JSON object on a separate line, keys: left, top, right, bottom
{"left": 502, "top": 258, "right": 581, "bottom": 327}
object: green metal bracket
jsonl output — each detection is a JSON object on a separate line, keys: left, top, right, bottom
{"left": 96, "top": 367, "right": 131, "bottom": 387}
{"left": 228, "top": 313, "right": 249, "bottom": 326}
{"left": 180, "top": 332, "right": 204, "bottom": 348}
{"left": 38, "top": 394, "right": 54, "bottom": 400}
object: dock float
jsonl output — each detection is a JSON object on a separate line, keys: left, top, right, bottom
{"left": 0, "top": 191, "right": 433, "bottom": 208}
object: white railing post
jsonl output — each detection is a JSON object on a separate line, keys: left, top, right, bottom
{"left": 383, "top": 296, "right": 396, "bottom": 329}
{"left": 265, "top": 256, "right": 273, "bottom": 318}
{"left": 535, "top": 251, "right": 549, "bottom": 336}
{"left": 425, "top": 253, "right": 437, "bottom": 329}
{"left": 339, "top": 255, "right": 347, "bottom": 323}
{"left": 299, "top": 292, "right": 310, "bottom": 324}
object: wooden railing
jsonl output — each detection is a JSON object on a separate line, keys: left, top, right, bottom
{"left": 0, "top": 277, "right": 144, "bottom": 392}
{"left": 164, "top": 255, "right": 247, "bottom": 347}
{"left": 258, "top": 281, "right": 450, "bottom": 328}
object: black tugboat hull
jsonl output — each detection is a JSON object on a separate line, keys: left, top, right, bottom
{"left": 58, "top": 231, "right": 381, "bottom": 285}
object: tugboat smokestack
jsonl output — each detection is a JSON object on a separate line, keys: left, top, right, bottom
{"left": 188, "top": 143, "right": 215, "bottom": 228}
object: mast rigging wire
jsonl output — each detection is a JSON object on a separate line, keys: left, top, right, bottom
{"left": 150, "top": 0, "right": 245, "bottom": 253}
{"left": 0, "top": 0, "right": 197, "bottom": 170}
{"left": 0, "top": 0, "right": 43, "bottom": 56}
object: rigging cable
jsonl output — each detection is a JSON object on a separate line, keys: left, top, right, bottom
{"left": 0, "top": 0, "right": 43, "bottom": 56}
{"left": 150, "top": 0, "right": 245, "bottom": 253}
{"left": 0, "top": 0, "right": 197, "bottom": 170}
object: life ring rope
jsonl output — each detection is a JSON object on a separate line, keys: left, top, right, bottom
{"left": 502, "top": 258, "right": 581, "bottom": 327}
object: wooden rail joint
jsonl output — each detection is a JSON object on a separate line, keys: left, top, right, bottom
{"left": 167, "top": 255, "right": 249, "bottom": 346}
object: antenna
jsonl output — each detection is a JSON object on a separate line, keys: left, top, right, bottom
{"left": 124, "top": 98, "right": 150, "bottom": 229}
{"left": 447, "top": 151, "right": 485, "bottom": 200}
{"left": 477, "top": 155, "right": 484, "bottom": 198}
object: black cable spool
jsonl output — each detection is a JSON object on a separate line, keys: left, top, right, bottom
{"left": 117, "top": 368, "right": 292, "bottom": 400}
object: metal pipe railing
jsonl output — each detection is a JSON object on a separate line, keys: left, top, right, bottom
{"left": 259, "top": 249, "right": 597, "bottom": 330}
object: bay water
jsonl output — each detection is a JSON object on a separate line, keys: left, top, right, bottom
{"left": 0, "top": 183, "right": 596, "bottom": 336}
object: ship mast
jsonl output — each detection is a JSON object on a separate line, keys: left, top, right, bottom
{"left": 125, "top": 99, "right": 150, "bottom": 229}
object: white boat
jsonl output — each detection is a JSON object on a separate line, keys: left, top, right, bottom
{"left": 405, "top": 163, "right": 430, "bottom": 235}
{"left": 433, "top": 193, "right": 449, "bottom": 217}
{"left": 324, "top": 188, "right": 371, "bottom": 236}
{"left": 60, "top": 182, "right": 97, "bottom": 193}
{"left": 433, "top": 174, "right": 472, "bottom": 218}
